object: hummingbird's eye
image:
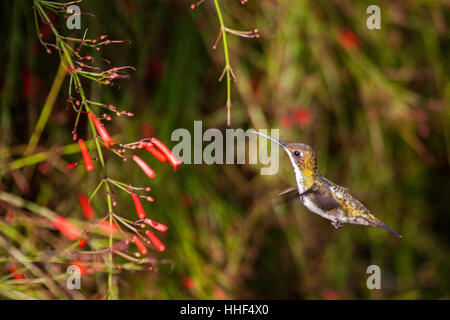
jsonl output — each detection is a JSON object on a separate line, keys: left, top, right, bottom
{"left": 294, "top": 151, "right": 301, "bottom": 157}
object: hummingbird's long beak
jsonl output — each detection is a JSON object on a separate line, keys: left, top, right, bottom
{"left": 248, "top": 129, "right": 288, "bottom": 149}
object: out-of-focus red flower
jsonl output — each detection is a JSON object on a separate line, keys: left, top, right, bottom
{"left": 146, "top": 55, "right": 165, "bottom": 84}
{"left": 52, "top": 215, "right": 81, "bottom": 241}
{"left": 322, "top": 289, "right": 340, "bottom": 300}
{"left": 145, "top": 230, "right": 165, "bottom": 252}
{"left": 133, "top": 236, "right": 148, "bottom": 255}
{"left": 78, "top": 139, "right": 94, "bottom": 172}
{"left": 71, "top": 260, "right": 89, "bottom": 275}
{"left": 279, "top": 114, "right": 293, "bottom": 128}
{"left": 38, "top": 161, "right": 52, "bottom": 175}
{"left": 182, "top": 277, "right": 195, "bottom": 290}
{"left": 144, "top": 218, "right": 168, "bottom": 232}
{"left": 79, "top": 235, "right": 87, "bottom": 248}
{"left": 122, "top": 0, "right": 137, "bottom": 15}
{"left": 22, "top": 69, "right": 34, "bottom": 101}
{"left": 8, "top": 265, "right": 23, "bottom": 280}
{"left": 99, "top": 220, "right": 119, "bottom": 234}
{"left": 38, "top": 13, "right": 54, "bottom": 42}
{"left": 132, "top": 193, "right": 146, "bottom": 220}
{"left": 280, "top": 108, "right": 312, "bottom": 127}
{"left": 140, "top": 123, "right": 155, "bottom": 138}
{"left": 67, "top": 163, "right": 78, "bottom": 169}
{"left": 150, "top": 138, "right": 182, "bottom": 171}
{"left": 338, "top": 28, "right": 359, "bottom": 50}
{"left": 180, "top": 194, "right": 193, "bottom": 208}
{"left": 133, "top": 155, "right": 156, "bottom": 179}
{"left": 5, "top": 210, "right": 15, "bottom": 223}
{"left": 251, "top": 78, "right": 260, "bottom": 95}
{"left": 213, "top": 286, "right": 230, "bottom": 300}
{"left": 78, "top": 194, "right": 95, "bottom": 220}
{"left": 293, "top": 108, "right": 312, "bottom": 126}
{"left": 418, "top": 123, "right": 430, "bottom": 138}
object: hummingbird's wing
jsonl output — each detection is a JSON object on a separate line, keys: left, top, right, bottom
{"left": 277, "top": 185, "right": 341, "bottom": 211}
{"left": 277, "top": 187, "right": 300, "bottom": 204}
{"left": 313, "top": 192, "right": 341, "bottom": 211}
{"left": 300, "top": 184, "right": 341, "bottom": 211}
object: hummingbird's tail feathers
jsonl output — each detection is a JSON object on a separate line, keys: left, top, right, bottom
{"left": 369, "top": 218, "right": 403, "bottom": 238}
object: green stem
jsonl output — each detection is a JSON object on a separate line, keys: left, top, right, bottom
{"left": 213, "top": 0, "right": 232, "bottom": 126}
{"left": 0, "top": 191, "right": 56, "bottom": 220}
{"left": 24, "top": 58, "right": 69, "bottom": 159}
{"left": 2, "top": 141, "right": 84, "bottom": 173}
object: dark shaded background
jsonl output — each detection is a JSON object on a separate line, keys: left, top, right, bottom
{"left": 0, "top": 0, "right": 449, "bottom": 299}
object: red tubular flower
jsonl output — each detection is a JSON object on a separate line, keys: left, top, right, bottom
{"left": 144, "top": 218, "right": 168, "bottom": 232}
{"left": 52, "top": 215, "right": 81, "bottom": 241}
{"left": 142, "top": 142, "right": 167, "bottom": 162}
{"left": 132, "top": 155, "right": 156, "bottom": 178}
{"left": 150, "top": 138, "right": 182, "bottom": 171}
{"left": 133, "top": 236, "right": 148, "bottom": 255}
{"left": 78, "top": 139, "right": 94, "bottom": 171}
{"left": 78, "top": 194, "right": 95, "bottom": 220}
{"left": 132, "top": 193, "right": 146, "bottom": 220}
{"left": 145, "top": 230, "right": 165, "bottom": 252}
{"left": 87, "top": 112, "right": 115, "bottom": 148}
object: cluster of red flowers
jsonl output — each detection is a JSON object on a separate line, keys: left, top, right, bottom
{"left": 31, "top": 1, "right": 183, "bottom": 285}
{"left": 61, "top": 112, "right": 182, "bottom": 259}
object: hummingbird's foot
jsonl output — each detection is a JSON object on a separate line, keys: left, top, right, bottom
{"left": 331, "top": 220, "right": 343, "bottom": 229}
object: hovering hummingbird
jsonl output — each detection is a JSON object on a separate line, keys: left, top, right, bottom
{"left": 250, "top": 130, "right": 402, "bottom": 238}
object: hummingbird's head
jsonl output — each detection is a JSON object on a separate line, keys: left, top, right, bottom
{"left": 284, "top": 143, "right": 317, "bottom": 172}
{"left": 248, "top": 129, "right": 318, "bottom": 173}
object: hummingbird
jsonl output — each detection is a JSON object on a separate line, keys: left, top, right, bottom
{"left": 250, "top": 130, "right": 402, "bottom": 238}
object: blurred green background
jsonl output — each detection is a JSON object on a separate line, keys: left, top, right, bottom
{"left": 0, "top": 0, "right": 449, "bottom": 299}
